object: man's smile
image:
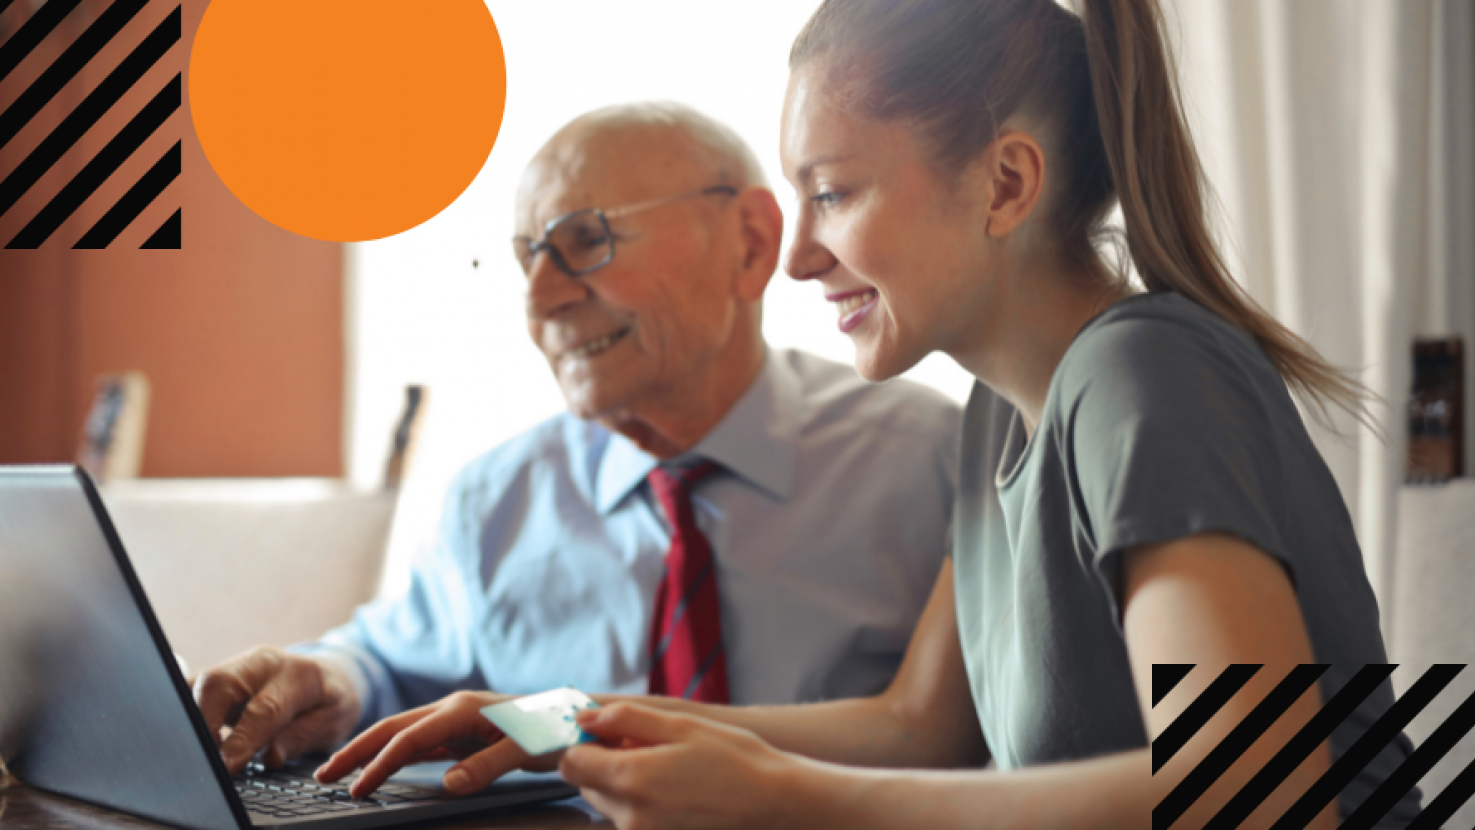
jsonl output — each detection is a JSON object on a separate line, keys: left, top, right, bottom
{"left": 558, "top": 327, "right": 632, "bottom": 361}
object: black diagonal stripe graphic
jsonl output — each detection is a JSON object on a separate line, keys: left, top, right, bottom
{"left": 0, "top": 0, "right": 151, "bottom": 151}
{"left": 1204, "top": 664, "right": 1394, "bottom": 830}
{"left": 1154, "top": 664, "right": 1326, "bottom": 830}
{"left": 0, "top": 1, "right": 15, "bottom": 17}
{"left": 1154, "top": 664, "right": 1195, "bottom": 708}
{"left": 75, "top": 140, "right": 177, "bottom": 248}
{"left": 140, "top": 206, "right": 178, "bottom": 248}
{"left": 1408, "top": 749, "right": 1475, "bottom": 829}
{"left": 0, "top": 0, "right": 81, "bottom": 83}
{"left": 7, "top": 73, "right": 177, "bottom": 249}
{"left": 1153, "top": 664, "right": 1260, "bottom": 774}
{"left": 1269, "top": 664, "right": 1462, "bottom": 830}
{"left": 0, "top": 5, "right": 178, "bottom": 219}
{"left": 1342, "top": 682, "right": 1475, "bottom": 829}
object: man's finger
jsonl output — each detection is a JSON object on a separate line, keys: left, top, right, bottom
{"left": 218, "top": 670, "right": 316, "bottom": 773}
{"left": 193, "top": 649, "right": 285, "bottom": 745}
{"left": 439, "top": 739, "right": 533, "bottom": 795}
{"left": 349, "top": 709, "right": 503, "bottom": 797}
{"left": 575, "top": 703, "right": 687, "bottom": 748}
{"left": 264, "top": 706, "right": 343, "bottom": 768}
{"left": 193, "top": 673, "right": 253, "bottom": 744}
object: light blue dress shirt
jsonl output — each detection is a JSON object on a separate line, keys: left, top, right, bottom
{"left": 305, "top": 349, "right": 960, "bottom": 727}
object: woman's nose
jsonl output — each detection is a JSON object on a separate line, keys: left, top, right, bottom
{"left": 784, "top": 211, "right": 835, "bottom": 282}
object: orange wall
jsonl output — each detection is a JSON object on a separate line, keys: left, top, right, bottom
{"left": 0, "top": 0, "right": 343, "bottom": 477}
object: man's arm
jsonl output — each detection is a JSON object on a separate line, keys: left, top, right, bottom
{"left": 195, "top": 490, "right": 487, "bottom": 774}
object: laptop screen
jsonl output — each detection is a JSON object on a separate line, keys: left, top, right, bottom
{"left": 0, "top": 466, "right": 243, "bottom": 830}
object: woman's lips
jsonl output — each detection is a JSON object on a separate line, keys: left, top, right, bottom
{"left": 833, "top": 289, "right": 879, "bottom": 334}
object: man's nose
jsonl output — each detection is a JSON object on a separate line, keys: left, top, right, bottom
{"left": 783, "top": 210, "right": 835, "bottom": 282}
{"left": 524, "top": 252, "right": 589, "bottom": 320}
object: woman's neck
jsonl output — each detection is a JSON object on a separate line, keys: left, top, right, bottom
{"left": 950, "top": 255, "right": 1131, "bottom": 439}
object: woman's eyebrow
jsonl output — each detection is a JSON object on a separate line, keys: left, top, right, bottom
{"left": 795, "top": 153, "right": 855, "bottom": 184}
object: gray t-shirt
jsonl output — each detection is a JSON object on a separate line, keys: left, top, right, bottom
{"left": 953, "top": 291, "right": 1418, "bottom": 824}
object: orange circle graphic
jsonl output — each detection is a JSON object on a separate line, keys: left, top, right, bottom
{"left": 189, "top": 0, "right": 505, "bottom": 242}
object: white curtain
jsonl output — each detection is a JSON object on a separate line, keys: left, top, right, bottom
{"left": 1168, "top": 0, "right": 1475, "bottom": 636}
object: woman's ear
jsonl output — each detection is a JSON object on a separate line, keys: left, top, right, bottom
{"left": 978, "top": 130, "right": 1047, "bottom": 238}
{"left": 733, "top": 187, "right": 783, "bottom": 302}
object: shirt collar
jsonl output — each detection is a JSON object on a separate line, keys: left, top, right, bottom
{"left": 594, "top": 348, "right": 801, "bottom": 515}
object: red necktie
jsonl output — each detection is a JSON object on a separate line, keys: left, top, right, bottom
{"left": 646, "top": 460, "right": 729, "bottom": 704}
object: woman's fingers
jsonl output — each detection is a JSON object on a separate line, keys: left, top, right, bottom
{"left": 559, "top": 743, "right": 628, "bottom": 793}
{"left": 577, "top": 785, "right": 634, "bottom": 830}
{"left": 576, "top": 702, "right": 688, "bottom": 748}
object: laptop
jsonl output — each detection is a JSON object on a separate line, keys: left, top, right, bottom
{"left": 0, "top": 465, "right": 577, "bottom": 829}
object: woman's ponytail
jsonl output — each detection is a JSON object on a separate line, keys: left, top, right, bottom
{"left": 1079, "top": 0, "right": 1369, "bottom": 429}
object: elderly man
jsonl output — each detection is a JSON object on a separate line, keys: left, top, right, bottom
{"left": 193, "top": 103, "right": 960, "bottom": 777}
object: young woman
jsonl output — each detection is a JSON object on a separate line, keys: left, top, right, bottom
{"left": 320, "top": 0, "right": 1420, "bottom": 826}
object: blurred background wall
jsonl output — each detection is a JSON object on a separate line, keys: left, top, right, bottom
{"left": 0, "top": 0, "right": 343, "bottom": 477}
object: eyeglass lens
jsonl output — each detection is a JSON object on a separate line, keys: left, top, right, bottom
{"left": 514, "top": 209, "right": 613, "bottom": 276}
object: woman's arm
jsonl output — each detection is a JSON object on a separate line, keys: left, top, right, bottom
{"left": 1119, "top": 532, "right": 1336, "bottom": 829}
{"left": 661, "top": 557, "right": 984, "bottom": 768}
{"left": 564, "top": 532, "right": 1337, "bottom": 830}
{"left": 322, "top": 559, "right": 984, "bottom": 796}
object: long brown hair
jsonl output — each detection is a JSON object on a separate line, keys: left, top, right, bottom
{"left": 791, "top": 0, "right": 1367, "bottom": 429}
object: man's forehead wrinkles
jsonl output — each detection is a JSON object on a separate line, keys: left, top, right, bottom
{"left": 516, "top": 124, "right": 716, "bottom": 236}
{"left": 517, "top": 160, "right": 598, "bottom": 231}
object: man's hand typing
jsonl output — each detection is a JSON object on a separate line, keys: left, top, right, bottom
{"left": 192, "top": 646, "right": 361, "bottom": 775}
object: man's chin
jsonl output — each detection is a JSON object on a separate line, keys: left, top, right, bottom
{"left": 559, "top": 384, "right": 630, "bottom": 424}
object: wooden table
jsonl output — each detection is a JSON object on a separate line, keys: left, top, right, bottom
{"left": 0, "top": 771, "right": 615, "bottom": 829}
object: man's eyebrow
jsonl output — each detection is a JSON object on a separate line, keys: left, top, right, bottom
{"left": 795, "top": 154, "right": 854, "bottom": 184}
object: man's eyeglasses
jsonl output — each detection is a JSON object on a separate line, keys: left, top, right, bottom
{"left": 513, "top": 185, "right": 737, "bottom": 278}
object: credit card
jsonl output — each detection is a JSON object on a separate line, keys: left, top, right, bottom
{"left": 480, "top": 687, "right": 600, "bottom": 756}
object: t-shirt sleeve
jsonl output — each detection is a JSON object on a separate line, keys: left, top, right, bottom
{"left": 1060, "top": 313, "right": 1293, "bottom": 615}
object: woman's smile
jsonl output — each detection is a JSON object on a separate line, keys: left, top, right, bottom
{"left": 826, "top": 288, "right": 880, "bottom": 332}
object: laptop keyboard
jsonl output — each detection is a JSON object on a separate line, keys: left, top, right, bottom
{"left": 234, "top": 761, "right": 440, "bottom": 819}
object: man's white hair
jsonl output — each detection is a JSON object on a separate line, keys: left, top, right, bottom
{"left": 560, "top": 101, "right": 767, "bottom": 188}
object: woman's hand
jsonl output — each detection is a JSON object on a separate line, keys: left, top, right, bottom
{"left": 561, "top": 702, "right": 807, "bottom": 830}
{"left": 314, "top": 690, "right": 555, "bottom": 798}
